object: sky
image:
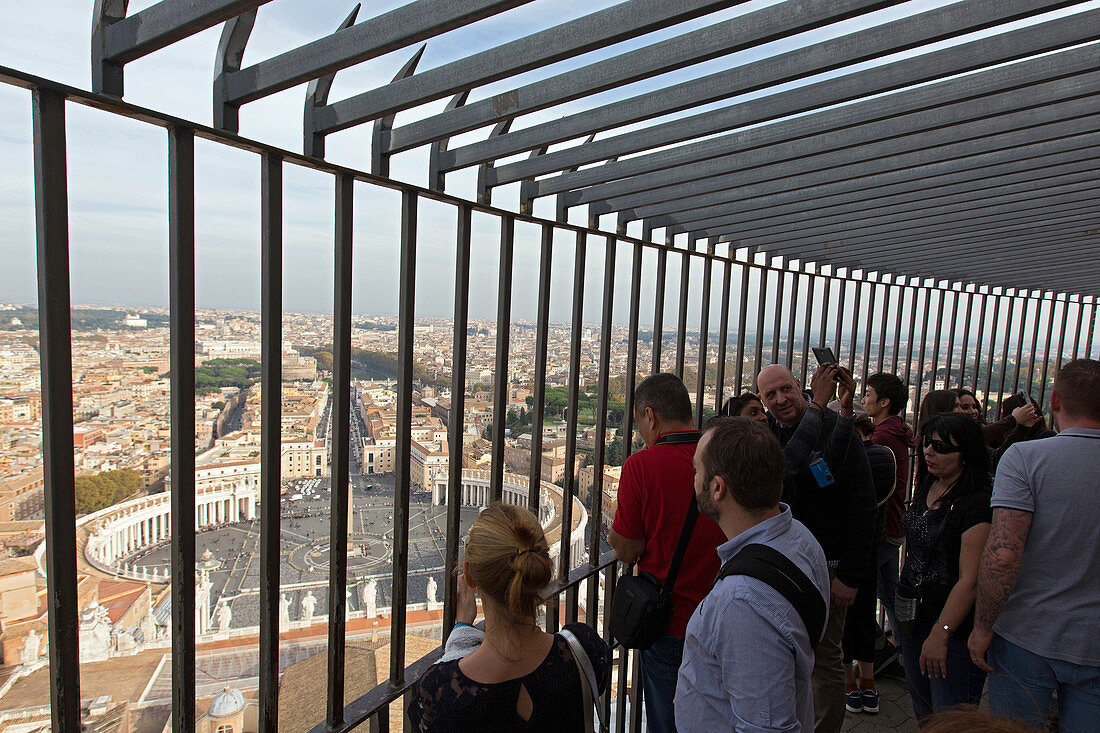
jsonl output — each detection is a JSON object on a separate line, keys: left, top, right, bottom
{"left": 0, "top": 0, "right": 1095, "bottom": 328}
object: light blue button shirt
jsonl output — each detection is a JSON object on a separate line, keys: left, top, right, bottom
{"left": 675, "top": 504, "right": 830, "bottom": 732}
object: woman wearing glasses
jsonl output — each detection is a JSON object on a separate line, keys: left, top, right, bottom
{"left": 896, "top": 413, "right": 992, "bottom": 721}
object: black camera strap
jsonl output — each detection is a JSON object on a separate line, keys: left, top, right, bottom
{"left": 654, "top": 430, "right": 702, "bottom": 598}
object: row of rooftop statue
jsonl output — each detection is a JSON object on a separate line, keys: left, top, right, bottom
{"left": 404, "top": 358, "right": 1100, "bottom": 733}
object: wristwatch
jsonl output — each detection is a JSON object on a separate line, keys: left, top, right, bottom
{"left": 935, "top": 618, "right": 951, "bottom": 635}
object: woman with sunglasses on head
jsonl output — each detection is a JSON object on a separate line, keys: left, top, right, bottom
{"left": 896, "top": 413, "right": 992, "bottom": 722}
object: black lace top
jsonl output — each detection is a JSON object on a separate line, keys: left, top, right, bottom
{"left": 407, "top": 622, "right": 611, "bottom": 732}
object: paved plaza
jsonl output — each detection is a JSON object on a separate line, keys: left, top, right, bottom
{"left": 131, "top": 474, "right": 479, "bottom": 628}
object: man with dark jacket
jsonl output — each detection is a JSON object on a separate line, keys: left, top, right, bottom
{"left": 757, "top": 363, "right": 877, "bottom": 733}
{"left": 862, "top": 372, "right": 916, "bottom": 644}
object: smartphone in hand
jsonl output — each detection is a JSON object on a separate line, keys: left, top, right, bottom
{"left": 812, "top": 347, "right": 838, "bottom": 365}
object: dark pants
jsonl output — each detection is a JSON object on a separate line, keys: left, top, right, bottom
{"left": 843, "top": 550, "right": 879, "bottom": 664}
{"left": 876, "top": 539, "right": 901, "bottom": 644}
{"left": 896, "top": 620, "right": 987, "bottom": 720}
{"left": 641, "top": 634, "right": 684, "bottom": 733}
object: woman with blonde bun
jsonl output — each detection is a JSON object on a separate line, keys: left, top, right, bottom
{"left": 408, "top": 501, "right": 610, "bottom": 731}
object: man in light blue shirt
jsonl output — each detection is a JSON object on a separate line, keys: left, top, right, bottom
{"left": 676, "top": 417, "right": 830, "bottom": 732}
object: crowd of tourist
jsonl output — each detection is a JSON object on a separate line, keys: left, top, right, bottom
{"left": 402, "top": 357, "right": 1099, "bottom": 733}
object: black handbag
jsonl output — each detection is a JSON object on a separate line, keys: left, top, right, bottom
{"left": 609, "top": 431, "right": 701, "bottom": 650}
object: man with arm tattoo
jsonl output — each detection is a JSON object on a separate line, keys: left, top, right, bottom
{"left": 968, "top": 359, "right": 1100, "bottom": 733}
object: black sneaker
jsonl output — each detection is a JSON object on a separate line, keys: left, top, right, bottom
{"left": 845, "top": 690, "right": 863, "bottom": 713}
{"left": 860, "top": 688, "right": 880, "bottom": 714}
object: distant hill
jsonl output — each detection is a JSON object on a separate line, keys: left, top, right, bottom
{"left": 0, "top": 306, "right": 169, "bottom": 331}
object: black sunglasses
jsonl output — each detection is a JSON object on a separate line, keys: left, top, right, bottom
{"left": 923, "top": 436, "right": 962, "bottom": 454}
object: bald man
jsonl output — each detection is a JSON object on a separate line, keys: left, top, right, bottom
{"left": 757, "top": 363, "right": 876, "bottom": 733}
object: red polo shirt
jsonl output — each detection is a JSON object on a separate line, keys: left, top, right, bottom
{"left": 611, "top": 430, "right": 726, "bottom": 638}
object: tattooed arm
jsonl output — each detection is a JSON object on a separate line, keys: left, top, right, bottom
{"left": 968, "top": 507, "right": 1032, "bottom": 672}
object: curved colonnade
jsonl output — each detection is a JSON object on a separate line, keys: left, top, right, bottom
{"left": 35, "top": 464, "right": 588, "bottom": 582}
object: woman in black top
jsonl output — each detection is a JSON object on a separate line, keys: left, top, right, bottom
{"left": 408, "top": 502, "right": 610, "bottom": 731}
{"left": 897, "top": 413, "right": 992, "bottom": 721}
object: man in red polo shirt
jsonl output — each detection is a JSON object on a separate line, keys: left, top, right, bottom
{"left": 609, "top": 373, "right": 727, "bottom": 733}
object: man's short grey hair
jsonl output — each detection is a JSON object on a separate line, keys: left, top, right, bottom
{"left": 634, "top": 373, "right": 693, "bottom": 424}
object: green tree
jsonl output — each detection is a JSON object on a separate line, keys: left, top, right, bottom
{"left": 75, "top": 469, "right": 143, "bottom": 514}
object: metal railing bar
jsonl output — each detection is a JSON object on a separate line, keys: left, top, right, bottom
{"left": 862, "top": 278, "right": 876, "bottom": 387}
{"left": 983, "top": 292, "right": 1002, "bottom": 419}
{"left": 715, "top": 250, "right": 733, "bottom": 411}
{"left": 996, "top": 292, "right": 1017, "bottom": 412}
{"left": 675, "top": 238, "right": 692, "bottom": 379}
{"left": 850, "top": 278, "right": 863, "bottom": 374}
{"left": 528, "top": 224, "right": 553, "bottom": 509}
{"left": 785, "top": 270, "right": 799, "bottom": 372}
{"left": 970, "top": 290, "right": 987, "bottom": 391}
{"left": 915, "top": 287, "right": 934, "bottom": 419}
{"left": 772, "top": 264, "right": 785, "bottom": 365}
{"left": 33, "top": 87, "right": 81, "bottom": 733}
{"left": 835, "top": 275, "right": 848, "bottom": 365}
{"left": 801, "top": 273, "right": 815, "bottom": 384}
{"left": 1037, "top": 298, "right": 1056, "bottom": 407}
{"left": 259, "top": 151, "right": 283, "bottom": 731}
{"left": 166, "top": 123, "right": 197, "bottom": 733}
{"left": 889, "top": 282, "right": 902, "bottom": 375}
{"left": 444, "top": 204, "right": 473, "bottom": 636}
{"left": 755, "top": 265, "right": 768, "bottom": 373}
{"left": 550, "top": 229, "right": 587, "bottom": 631}
{"left": 326, "top": 173, "right": 355, "bottom": 728}
{"left": 1071, "top": 297, "right": 1084, "bottom": 362}
{"left": 623, "top": 239, "right": 644, "bottom": 463}
{"left": 1012, "top": 295, "right": 1031, "bottom": 394}
{"left": 903, "top": 284, "right": 919, "bottom": 424}
{"left": 932, "top": 288, "right": 945, "bottom": 392}
{"left": 818, "top": 274, "right": 832, "bottom": 355}
{"left": 941, "top": 286, "right": 959, "bottom": 385}
{"left": 589, "top": 236, "right": 617, "bottom": 620}
{"left": 696, "top": 239, "right": 714, "bottom": 425}
{"left": 1054, "top": 295, "right": 1071, "bottom": 377}
{"left": 1082, "top": 294, "right": 1091, "bottom": 356}
{"left": 1026, "top": 296, "right": 1045, "bottom": 396}
{"left": 950, "top": 289, "right": 968, "bottom": 388}
{"left": 733, "top": 263, "right": 749, "bottom": 391}
{"left": 389, "top": 190, "right": 418, "bottom": 687}
{"left": 652, "top": 237, "right": 668, "bottom": 373}
{"left": 490, "top": 216, "right": 515, "bottom": 503}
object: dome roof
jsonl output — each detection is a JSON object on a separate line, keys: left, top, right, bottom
{"left": 207, "top": 687, "right": 245, "bottom": 718}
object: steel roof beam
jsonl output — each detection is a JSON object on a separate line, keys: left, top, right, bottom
{"left": 573, "top": 88, "right": 1100, "bottom": 215}
{"left": 679, "top": 172, "right": 1100, "bottom": 243}
{"left": 741, "top": 202, "right": 1100, "bottom": 257}
{"left": 517, "top": 28, "right": 1100, "bottom": 200}
{"left": 436, "top": 0, "right": 1086, "bottom": 174}
{"left": 93, "top": 0, "right": 271, "bottom": 96}
{"left": 815, "top": 246, "right": 1100, "bottom": 294}
{"left": 217, "top": 0, "right": 532, "bottom": 112}
{"left": 629, "top": 128, "right": 1100, "bottom": 224}
{"left": 842, "top": 233, "right": 1100, "bottom": 283}
{"left": 597, "top": 108, "right": 1098, "bottom": 219}
{"left": 313, "top": 0, "right": 752, "bottom": 140}
{"left": 757, "top": 211, "right": 1100, "bottom": 266}
{"left": 654, "top": 145, "right": 1100, "bottom": 231}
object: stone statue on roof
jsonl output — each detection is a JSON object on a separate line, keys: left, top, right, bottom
{"left": 21, "top": 629, "right": 40, "bottom": 667}
{"left": 215, "top": 600, "right": 232, "bottom": 633}
{"left": 279, "top": 593, "right": 291, "bottom": 625}
{"left": 301, "top": 590, "right": 317, "bottom": 625}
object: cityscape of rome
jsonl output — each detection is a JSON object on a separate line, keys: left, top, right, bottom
{"left": 0, "top": 300, "right": 1065, "bottom": 730}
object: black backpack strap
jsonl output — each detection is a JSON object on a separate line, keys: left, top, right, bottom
{"left": 654, "top": 429, "right": 702, "bottom": 597}
{"left": 716, "top": 543, "right": 827, "bottom": 649}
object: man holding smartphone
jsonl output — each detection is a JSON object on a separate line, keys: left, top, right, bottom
{"left": 756, "top": 360, "right": 877, "bottom": 733}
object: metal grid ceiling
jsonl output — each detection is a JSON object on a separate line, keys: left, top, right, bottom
{"left": 92, "top": 0, "right": 1100, "bottom": 294}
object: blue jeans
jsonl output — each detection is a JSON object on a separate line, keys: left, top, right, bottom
{"left": 896, "top": 620, "right": 987, "bottom": 720}
{"left": 641, "top": 635, "right": 684, "bottom": 733}
{"left": 876, "top": 539, "right": 901, "bottom": 644}
{"left": 988, "top": 634, "right": 1100, "bottom": 733}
